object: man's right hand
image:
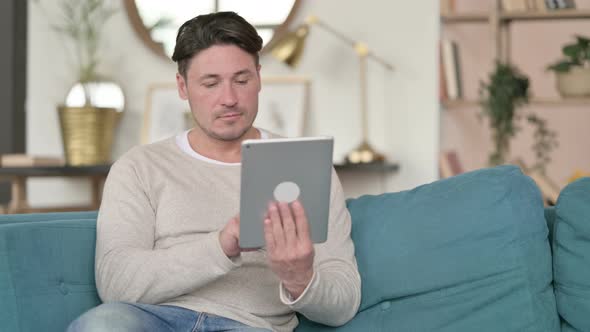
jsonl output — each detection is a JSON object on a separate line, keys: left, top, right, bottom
{"left": 219, "top": 216, "right": 241, "bottom": 258}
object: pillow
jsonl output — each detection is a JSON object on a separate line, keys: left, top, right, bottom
{"left": 553, "top": 177, "right": 590, "bottom": 331}
{"left": 300, "top": 165, "right": 559, "bottom": 331}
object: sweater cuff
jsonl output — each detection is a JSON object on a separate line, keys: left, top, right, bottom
{"left": 208, "top": 231, "right": 242, "bottom": 270}
{"left": 279, "top": 270, "right": 318, "bottom": 308}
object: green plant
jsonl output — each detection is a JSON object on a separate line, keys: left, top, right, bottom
{"left": 47, "top": 0, "right": 116, "bottom": 105}
{"left": 547, "top": 35, "right": 590, "bottom": 73}
{"left": 479, "top": 61, "right": 558, "bottom": 173}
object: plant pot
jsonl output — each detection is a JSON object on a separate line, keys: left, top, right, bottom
{"left": 58, "top": 106, "right": 121, "bottom": 166}
{"left": 556, "top": 67, "right": 590, "bottom": 97}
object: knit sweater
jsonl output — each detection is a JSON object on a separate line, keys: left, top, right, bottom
{"left": 95, "top": 134, "right": 361, "bottom": 331}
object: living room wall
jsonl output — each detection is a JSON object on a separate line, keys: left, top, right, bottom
{"left": 26, "top": 0, "right": 439, "bottom": 206}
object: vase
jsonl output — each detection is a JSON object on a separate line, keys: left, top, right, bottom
{"left": 556, "top": 67, "right": 590, "bottom": 97}
{"left": 58, "top": 106, "right": 121, "bottom": 166}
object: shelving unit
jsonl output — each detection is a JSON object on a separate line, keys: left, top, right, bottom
{"left": 441, "top": 1, "right": 590, "bottom": 110}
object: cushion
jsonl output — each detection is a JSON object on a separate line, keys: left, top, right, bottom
{"left": 0, "top": 218, "right": 100, "bottom": 332}
{"left": 553, "top": 177, "right": 590, "bottom": 331}
{"left": 298, "top": 165, "right": 559, "bottom": 331}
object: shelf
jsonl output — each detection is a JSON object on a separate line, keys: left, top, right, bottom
{"left": 442, "top": 98, "right": 590, "bottom": 109}
{"left": 500, "top": 9, "right": 590, "bottom": 22}
{"left": 334, "top": 162, "right": 400, "bottom": 173}
{"left": 442, "top": 9, "right": 590, "bottom": 24}
{"left": 441, "top": 12, "right": 488, "bottom": 23}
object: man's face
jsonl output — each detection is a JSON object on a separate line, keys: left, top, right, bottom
{"left": 176, "top": 44, "right": 261, "bottom": 141}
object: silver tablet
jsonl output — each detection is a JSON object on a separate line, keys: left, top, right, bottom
{"left": 239, "top": 136, "right": 334, "bottom": 248}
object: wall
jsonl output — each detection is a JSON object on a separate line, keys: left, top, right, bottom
{"left": 441, "top": 0, "right": 590, "bottom": 189}
{"left": 26, "top": 0, "right": 439, "bottom": 205}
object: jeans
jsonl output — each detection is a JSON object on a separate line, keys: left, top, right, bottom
{"left": 67, "top": 302, "right": 273, "bottom": 332}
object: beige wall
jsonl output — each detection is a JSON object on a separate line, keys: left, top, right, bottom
{"left": 441, "top": 0, "right": 590, "bottom": 188}
{"left": 26, "top": 0, "right": 439, "bottom": 205}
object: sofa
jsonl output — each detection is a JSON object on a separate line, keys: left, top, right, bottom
{"left": 0, "top": 165, "right": 588, "bottom": 331}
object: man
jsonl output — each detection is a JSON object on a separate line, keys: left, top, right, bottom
{"left": 68, "top": 11, "right": 360, "bottom": 332}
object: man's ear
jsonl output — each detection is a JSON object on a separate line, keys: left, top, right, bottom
{"left": 176, "top": 73, "right": 188, "bottom": 100}
{"left": 256, "top": 64, "right": 262, "bottom": 92}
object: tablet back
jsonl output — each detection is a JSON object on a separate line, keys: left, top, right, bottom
{"left": 239, "top": 137, "right": 333, "bottom": 248}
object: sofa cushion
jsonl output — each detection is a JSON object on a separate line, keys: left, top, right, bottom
{"left": 299, "top": 165, "right": 559, "bottom": 331}
{"left": 553, "top": 177, "right": 590, "bottom": 331}
{"left": 0, "top": 218, "right": 100, "bottom": 332}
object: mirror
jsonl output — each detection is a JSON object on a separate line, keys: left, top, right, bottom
{"left": 124, "top": 0, "right": 301, "bottom": 59}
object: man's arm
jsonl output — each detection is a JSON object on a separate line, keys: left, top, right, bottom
{"left": 95, "top": 156, "right": 241, "bottom": 304}
{"left": 267, "top": 170, "right": 361, "bottom": 326}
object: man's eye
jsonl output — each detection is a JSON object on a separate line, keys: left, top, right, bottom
{"left": 203, "top": 82, "right": 218, "bottom": 88}
{"left": 236, "top": 79, "right": 248, "bottom": 85}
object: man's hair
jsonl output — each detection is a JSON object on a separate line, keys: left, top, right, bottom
{"left": 172, "top": 11, "right": 263, "bottom": 77}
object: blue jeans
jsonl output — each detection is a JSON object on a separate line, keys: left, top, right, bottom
{"left": 67, "top": 302, "right": 272, "bottom": 332}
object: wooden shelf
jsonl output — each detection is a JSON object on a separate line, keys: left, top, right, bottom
{"left": 442, "top": 98, "right": 590, "bottom": 109}
{"left": 441, "top": 12, "right": 488, "bottom": 23}
{"left": 334, "top": 162, "right": 400, "bottom": 173}
{"left": 442, "top": 9, "right": 590, "bottom": 24}
{"left": 501, "top": 9, "right": 590, "bottom": 22}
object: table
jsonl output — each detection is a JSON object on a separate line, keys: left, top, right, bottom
{"left": 0, "top": 164, "right": 111, "bottom": 214}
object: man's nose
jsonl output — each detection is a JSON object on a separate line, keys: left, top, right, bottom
{"left": 220, "top": 83, "right": 238, "bottom": 107}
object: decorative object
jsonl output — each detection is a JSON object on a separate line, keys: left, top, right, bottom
{"left": 142, "top": 83, "right": 191, "bottom": 144}
{"left": 479, "top": 61, "right": 558, "bottom": 173}
{"left": 50, "top": 0, "right": 122, "bottom": 165}
{"left": 256, "top": 76, "right": 309, "bottom": 138}
{"left": 270, "top": 15, "right": 395, "bottom": 165}
{"left": 547, "top": 35, "right": 590, "bottom": 97}
{"left": 123, "top": 0, "right": 301, "bottom": 58}
{"left": 142, "top": 77, "right": 309, "bottom": 144}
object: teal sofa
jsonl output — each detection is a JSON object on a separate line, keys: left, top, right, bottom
{"left": 1, "top": 165, "right": 588, "bottom": 331}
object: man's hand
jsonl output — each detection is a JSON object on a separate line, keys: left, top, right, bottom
{"left": 264, "top": 200, "right": 315, "bottom": 299}
{"left": 219, "top": 216, "right": 241, "bottom": 258}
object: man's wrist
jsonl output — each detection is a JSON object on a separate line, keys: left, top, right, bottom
{"left": 282, "top": 270, "right": 314, "bottom": 299}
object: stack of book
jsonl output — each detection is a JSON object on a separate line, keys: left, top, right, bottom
{"left": 0, "top": 154, "right": 65, "bottom": 168}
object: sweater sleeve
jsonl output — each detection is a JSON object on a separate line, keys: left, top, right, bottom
{"left": 95, "top": 155, "right": 241, "bottom": 304}
{"left": 279, "top": 170, "right": 361, "bottom": 326}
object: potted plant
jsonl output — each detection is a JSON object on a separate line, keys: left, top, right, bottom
{"left": 547, "top": 35, "right": 590, "bottom": 97}
{"left": 44, "top": 0, "right": 122, "bottom": 165}
{"left": 479, "top": 61, "right": 558, "bottom": 174}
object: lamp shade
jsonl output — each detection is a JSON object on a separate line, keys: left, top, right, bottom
{"left": 270, "top": 25, "right": 309, "bottom": 68}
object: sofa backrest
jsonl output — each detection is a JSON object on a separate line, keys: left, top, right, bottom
{"left": 298, "top": 165, "right": 559, "bottom": 331}
{"left": 0, "top": 218, "right": 100, "bottom": 331}
{"left": 552, "top": 177, "right": 590, "bottom": 331}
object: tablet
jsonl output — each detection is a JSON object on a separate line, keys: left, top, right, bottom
{"left": 239, "top": 136, "right": 334, "bottom": 248}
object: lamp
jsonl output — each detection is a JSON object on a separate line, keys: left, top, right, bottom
{"left": 270, "top": 16, "right": 394, "bottom": 164}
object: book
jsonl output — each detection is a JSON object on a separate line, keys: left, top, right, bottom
{"left": 441, "top": 39, "right": 463, "bottom": 100}
{"left": 535, "top": 0, "right": 549, "bottom": 11}
{"left": 439, "top": 42, "right": 449, "bottom": 102}
{"left": 0, "top": 154, "right": 65, "bottom": 167}
{"left": 439, "top": 151, "right": 464, "bottom": 179}
{"left": 440, "top": 0, "right": 456, "bottom": 15}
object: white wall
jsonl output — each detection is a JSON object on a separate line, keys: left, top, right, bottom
{"left": 26, "top": 0, "right": 439, "bottom": 205}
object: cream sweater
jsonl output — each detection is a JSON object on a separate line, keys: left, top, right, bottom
{"left": 95, "top": 135, "right": 361, "bottom": 331}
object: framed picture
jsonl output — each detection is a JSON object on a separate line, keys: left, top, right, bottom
{"left": 142, "top": 83, "right": 190, "bottom": 144}
{"left": 142, "top": 76, "right": 310, "bottom": 144}
{"left": 257, "top": 76, "right": 310, "bottom": 137}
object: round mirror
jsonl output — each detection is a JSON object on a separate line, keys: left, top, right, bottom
{"left": 124, "top": 0, "right": 301, "bottom": 59}
{"left": 65, "top": 82, "right": 126, "bottom": 112}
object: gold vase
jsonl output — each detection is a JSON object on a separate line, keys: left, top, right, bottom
{"left": 58, "top": 106, "right": 120, "bottom": 166}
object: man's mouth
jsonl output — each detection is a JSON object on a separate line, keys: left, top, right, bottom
{"left": 219, "top": 112, "right": 242, "bottom": 119}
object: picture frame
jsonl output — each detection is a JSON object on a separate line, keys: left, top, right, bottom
{"left": 142, "top": 76, "right": 310, "bottom": 144}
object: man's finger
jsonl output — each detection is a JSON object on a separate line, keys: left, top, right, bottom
{"left": 292, "top": 200, "right": 311, "bottom": 242}
{"left": 263, "top": 218, "right": 275, "bottom": 251}
{"left": 278, "top": 202, "right": 297, "bottom": 247}
{"left": 268, "top": 203, "right": 285, "bottom": 248}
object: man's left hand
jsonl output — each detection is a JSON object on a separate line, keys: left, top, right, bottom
{"left": 264, "top": 200, "right": 314, "bottom": 300}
